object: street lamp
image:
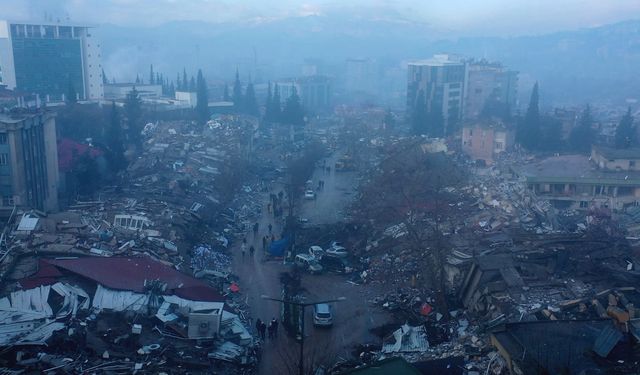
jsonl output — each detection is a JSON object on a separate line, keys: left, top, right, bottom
{"left": 261, "top": 295, "right": 346, "bottom": 375}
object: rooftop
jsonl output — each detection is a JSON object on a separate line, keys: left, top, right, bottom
{"left": 492, "top": 319, "right": 634, "bottom": 375}
{"left": 515, "top": 155, "right": 640, "bottom": 185}
{"left": 594, "top": 145, "right": 640, "bottom": 160}
{"left": 42, "top": 256, "right": 224, "bottom": 302}
{"left": 409, "top": 54, "right": 464, "bottom": 67}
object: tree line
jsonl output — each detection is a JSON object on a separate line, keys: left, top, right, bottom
{"left": 517, "top": 82, "right": 636, "bottom": 152}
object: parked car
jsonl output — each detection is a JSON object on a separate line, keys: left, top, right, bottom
{"left": 313, "top": 303, "right": 333, "bottom": 327}
{"left": 304, "top": 190, "right": 316, "bottom": 200}
{"left": 294, "top": 254, "right": 323, "bottom": 274}
{"left": 308, "top": 245, "right": 324, "bottom": 259}
{"left": 325, "top": 241, "right": 348, "bottom": 258}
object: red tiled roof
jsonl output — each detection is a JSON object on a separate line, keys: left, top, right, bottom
{"left": 57, "top": 138, "right": 104, "bottom": 173}
{"left": 17, "top": 259, "right": 64, "bottom": 289}
{"left": 44, "top": 257, "right": 224, "bottom": 302}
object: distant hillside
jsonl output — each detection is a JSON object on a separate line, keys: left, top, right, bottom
{"left": 96, "top": 17, "right": 640, "bottom": 107}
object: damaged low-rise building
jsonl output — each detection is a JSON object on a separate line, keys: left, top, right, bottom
{"left": 515, "top": 148, "right": 640, "bottom": 211}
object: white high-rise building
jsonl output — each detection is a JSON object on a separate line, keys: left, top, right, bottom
{"left": 0, "top": 20, "right": 104, "bottom": 102}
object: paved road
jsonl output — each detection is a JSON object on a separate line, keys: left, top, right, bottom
{"left": 231, "top": 151, "right": 393, "bottom": 374}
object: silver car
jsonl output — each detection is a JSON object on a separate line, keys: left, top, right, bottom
{"left": 313, "top": 303, "right": 333, "bottom": 327}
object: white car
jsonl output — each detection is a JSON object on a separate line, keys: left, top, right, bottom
{"left": 325, "top": 242, "right": 348, "bottom": 258}
{"left": 308, "top": 245, "right": 324, "bottom": 259}
{"left": 304, "top": 190, "right": 316, "bottom": 200}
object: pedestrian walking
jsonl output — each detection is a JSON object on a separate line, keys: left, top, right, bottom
{"left": 255, "top": 319, "right": 262, "bottom": 334}
{"left": 241, "top": 246, "right": 246, "bottom": 260}
{"left": 249, "top": 245, "right": 255, "bottom": 257}
{"left": 253, "top": 222, "right": 259, "bottom": 235}
{"left": 267, "top": 322, "right": 275, "bottom": 339}
{"left": 262, "top": 236, "right": 267, "bottom": 251}
{"left": 271, "top": 318, "right": 279, "bottom": 338}
{"left": 267, "top": 202, "right": 271, "bottom": 213}
{"left": 268, "top": 223, "right": 272, "bottom": 233}
{"left": 258, "top": 321, "right": 266, "bottom": 340}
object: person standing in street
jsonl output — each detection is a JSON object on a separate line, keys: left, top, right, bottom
{"left": 271, "top": 318, "right": 279, "bottom": 338}
{"left": 268, "top": 223, "right": 272, "bottom": 234}
{"left": 249, "top": 245, "right": 255, "bottom": 257}
{"left": 258, "top": 321, "right": 266, "bottom": 340}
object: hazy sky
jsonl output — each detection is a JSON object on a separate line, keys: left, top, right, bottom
{"left": 2, "top": 0, "right": 639, "bottom": 35}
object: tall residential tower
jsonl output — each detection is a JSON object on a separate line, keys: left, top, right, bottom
{"left": 0, "top": 20, "right": 104, "bottom": 102}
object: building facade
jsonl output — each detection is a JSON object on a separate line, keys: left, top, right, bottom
{"left": 0, "top": 21, "right": 103, "bottom": 102}
{"left": 464, "top": 61, "right": 518, "bottom": 120}
{"left": 407, "top": 55, "right": 466, "bottom": 131}
{"left": 516, "top": 147, "right": 640, "bottom": 211}
{"left": 461, "top": 120, "right": 515, "bottom": 165}
{"left": 0, "top": 111, "right": 59, "bottom": 212}
{"left": 104, "top": 84, "right": 162, "bottom": 100}
{"left": 275, "top": 75, "right": 332, "bottom": 112}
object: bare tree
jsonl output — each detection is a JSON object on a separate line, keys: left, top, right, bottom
{"left": 352, "top": 139, "right": 467, "bottom": 314}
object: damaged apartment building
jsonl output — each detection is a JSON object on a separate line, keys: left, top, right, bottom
{"left": 516, "top": 145, "right": 640, "bottom": 211}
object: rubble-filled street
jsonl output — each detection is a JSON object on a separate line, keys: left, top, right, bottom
{"left": 1, "top": 13, "right": 640, "bottom": 373}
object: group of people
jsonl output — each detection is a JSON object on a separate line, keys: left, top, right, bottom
{"left": 255, "top": 318, "right": 279, "bottom": 340}
{"left": 240, "top": 237, "right": 255, "bottom": 260}
{"left": 267, "top": 191, "right": 285, "bottom": 218}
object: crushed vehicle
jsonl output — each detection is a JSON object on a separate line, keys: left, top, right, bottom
{"left": 294, "top": 253, "right": 323, "bottom": 274}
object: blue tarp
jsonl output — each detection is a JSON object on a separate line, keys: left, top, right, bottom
{"left": 268, "top": 236, "right": 290, "bottom": 257}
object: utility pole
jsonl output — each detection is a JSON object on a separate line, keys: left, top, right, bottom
{"left": 261, "top": 295, "right": 345, "bottom": 375}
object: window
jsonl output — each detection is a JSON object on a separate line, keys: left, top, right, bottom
{"left": 0, "top": 153, "right": 8, "bottom": 165}
{"left": 0, "top": 134, "right": 7, "bottom": 144}
{"left": 495, "top": 141, "right": 504, "bottom": 150}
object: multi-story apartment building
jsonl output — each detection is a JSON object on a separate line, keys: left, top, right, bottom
{"left": 275, "top": 75, "right": 332, "bottom": 112}
{"left": 0, "top": 110, "right": 59, "bottom": 212}
{"left": 407, "top": 54, "right": 466, "bottom": 132}
{"left": 464, "top": 60, "right": 518, "bottom": 120}
{"left": 461, "top": 120, "right": 515, "bottom": 165}
{"left": 0, "top": 20, "right": 104, "bottom": 102}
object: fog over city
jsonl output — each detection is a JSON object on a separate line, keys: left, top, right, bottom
{"left": 1, "top": 1, "right": 640, "bottom": 374}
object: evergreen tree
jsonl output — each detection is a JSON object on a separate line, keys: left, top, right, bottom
{"left": 272, "top": 84, "right": 282, "bottom": 122}
{"left": 169, "top": 81, "right": 175, "bottom": 97}
{"left": 282, "top": 86, "right": 305, "bottom": 126}
{"left": 157, "top": 72, "right": 161, "bottom": 87}
{"left": 569, "top": 104, "right": 595, "bottom": 153}
{"left": 125, "top": 87, "right": 143, "bottom": 150}
{"left": 102, "top": 68, "right": 108, "bottom": 85}
{"left": 176, "top": 73, "right": 182, "bottom": 92}
{"left": 66, "top": 79, "right": 77, "bottom": 104}
{"left": 135, "top": 74, "right": 141, "bottom": 84}
{"left": 411, "top": 90, "right": 427, "bottom": 135}
{"left": 244, "top": 82, "right": 259, "bottom": 116}
{"left": 265, "top": 82, "right": 273, "bottom": 121}
{"left": 223, "top": 84, "right": 230, "bottom": 101}
{"left": 182, "top": 68, "right": 188, "bottom": 91}
{"left": 615, "top": 107, "right": 636, "bottom": 149}
{"left": 149, "top": 64, "right": 155, "bottom": 85}
{"left": 518, "top": 82, "right": 541, "bottom": 149}
{"left": 539, "top": 115, "right": 563, "bottom": 151}
{"left": 195, "top": 69, "right": 209, "bottom": 127}
{"left": 232, "top": 69, "right": 243, "bottom": 112}
{"left": 106, "top": 101, "right": 126, "bottom": 172}
{"left": 189, "top": 76, "right": 196, "bottom": 92}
